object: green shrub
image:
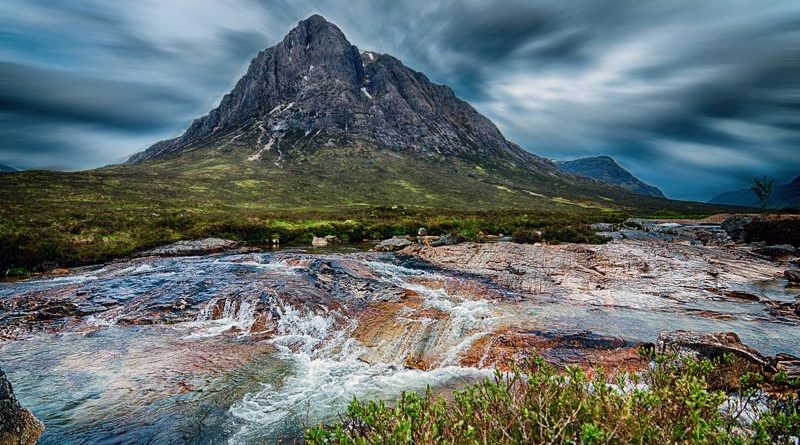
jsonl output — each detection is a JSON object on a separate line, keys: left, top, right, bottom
{"left": 306, "top": 354, "right": 800, "bottom": 445}
{"left": 511, "top": 229, "right": 541, "bottom": 244}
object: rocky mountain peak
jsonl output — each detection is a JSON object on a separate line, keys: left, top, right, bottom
{"left": 128, "top": 15, "right": 551, "bottom": 170}
{"left": 556, "top": 156, "right": 665, "bottom": 198}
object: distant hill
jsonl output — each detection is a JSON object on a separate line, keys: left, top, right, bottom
{"left": 0, "top": 163, "right": 18, "bottom": 173}
{"left": 708, "top": 175, "right": 800, "bottom": 209}
{"left": 554, "top": 156, "right": 665, "bottom": 198}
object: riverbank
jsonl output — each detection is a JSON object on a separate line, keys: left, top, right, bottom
{"left": 0, "top": 229, "right": 798, "bottom": 443}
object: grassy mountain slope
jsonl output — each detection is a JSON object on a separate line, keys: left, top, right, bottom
{"left": 1, "top": 140, "right": 731, "bottom": 273}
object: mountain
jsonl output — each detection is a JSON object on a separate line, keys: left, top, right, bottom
{"left": 709, "top": 175, "right": 800, "bottom": 209}
{"left": 707, "top": 189, "right": 758, "bottom": 207}
{"left": 0, "top": 15, "right": 727, "bottom": 274}
{"left": 0, "top": 12, "right": 717, "bottom": 221}
{"left": 0, "top": 163, "right": 18, "bottom": 173}
{"left": 554, "top": 156, "right": 665, "bottom": 198}
{"left": 118, "top": 14, "right": 695, "bottom": 213}
{"left": 129, "top": 14, "right": 548, "bottom": 171}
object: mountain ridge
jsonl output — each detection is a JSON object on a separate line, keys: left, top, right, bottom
{"left": 708, "top": 175, "right": 800, "bottom": 209}
{"left": 128, "top": 14, "right": 549, "bottom": 172}
{"left": 104, "top": 14, "right": 721, "bottom": 216}
{"left": 555, "top": 156, "right": 665, "bottom": 198}
{"left": 0, "top": 163, "right": 18, "bottom": 173}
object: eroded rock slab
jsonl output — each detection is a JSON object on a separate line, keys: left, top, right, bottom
{"left": 142, "top": 237, "right": 239, "bottom": 257}
{"left": 374, "top": 237, "right": 412, "bottom": 252}
{"left": 401, "top": 241, "right": 791, "bottom": 324}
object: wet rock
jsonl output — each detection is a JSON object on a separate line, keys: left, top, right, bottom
{"left": 784, "top": 269, "right": 800, "bottom": 283}
{"left": 706, "top": 287, "right": 760, "bottom": 302}
{"left": 657, "top": 330, "right": 768, "bottom": 366}
{"left": 532, "top": 330, "right": 629, "bottom": 350}
{"left": 597, "top": 231, "right": 624, "bottom": 241}
{"left": 0, "top": 294, "right": 89, "bottom": 339}
{"left": 142, "top": 238, "right": 239, "bottom": 257}
{"left": 657, "top": 330, "right": 769, "bottom": 389}
{"left": 461, "top": 329, "right": 647, "bottom": 372}
{"left": 374, "top": 236, "right": 412, "bottom": 252}
{"left": 416, "top": 235, "right": 439, "bottom": 245}
{"left": 753, "top": 244, "right": 796, "bottom": 260}
{"left": 590, "top": 223, "right": 616, "bottom": 232}
{"left": 765, "top": 297, "right": 800, "bottom": 320}
{"left": 721, "top": 215, "right": 753, "bottom": 242}
{"left": 620, "top": 230, "right": 676, "bottom": 242}
{"left": 311, "top": 235, "right": 340, "bottom": 247}
{"left": 430, "top": 234, "right": 464, "bottom": 247}
{"left": 0, "top": 366, "right": 44, "bottom": 445}
{"left": 772, "top": 353, "right": 800, "bottom": 380}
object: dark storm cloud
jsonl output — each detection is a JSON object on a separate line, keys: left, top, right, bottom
{"left": 0, "top": 0, "right": 798, "bottom": 199}
{"left": 0, "top": 62, "right": 197, "bottom": 131}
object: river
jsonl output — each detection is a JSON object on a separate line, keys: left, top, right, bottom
{"left": 1, "top": 243, "right": 797, "bottom": 444}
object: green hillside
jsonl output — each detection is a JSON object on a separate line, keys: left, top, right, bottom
{"left": 1, "top": 141, "right": 730, "bottom": 274}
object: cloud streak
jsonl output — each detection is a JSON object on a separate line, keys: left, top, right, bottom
{"left": 1, "top": 0, "right": 798, "bottom": 200}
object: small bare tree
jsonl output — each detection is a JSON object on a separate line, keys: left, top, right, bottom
{"left": 751, "top": 175, "right": 774, "bottom": 220}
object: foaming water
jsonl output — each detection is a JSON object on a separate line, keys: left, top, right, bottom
{"left": 228, "top": 299, "right": 488, "bottom": 443}
{"left": 1, "top": 252, "right": 494, "bottom": 444}
{"left": 182, "top": 297, "right": 259, "bottom": 338}
{"left": 1, "top": 248, "right": 797, "bottom": 444}
{"left": 365, "top": 260, "right": 497, "bottom": 332}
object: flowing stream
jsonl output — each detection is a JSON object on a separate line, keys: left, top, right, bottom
{"left": 0, "top": 247, "right": 797, "bottom": 444}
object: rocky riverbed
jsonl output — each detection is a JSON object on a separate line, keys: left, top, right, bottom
{"left": 0, "top": 228, "right": 798, "bottom": 444}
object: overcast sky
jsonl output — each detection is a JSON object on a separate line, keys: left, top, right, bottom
{"left": 1, "top": 0, "right": 799, "bottom": 200}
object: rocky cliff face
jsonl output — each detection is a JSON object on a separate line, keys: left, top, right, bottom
{"left": 129, "top": 15, "right": 550, "bottom": 171}
{"left": 0, "top": 367, "right": 43, "bottom": 445}
{"left": 555, "top": 156, "right": 665, "bottom": 198}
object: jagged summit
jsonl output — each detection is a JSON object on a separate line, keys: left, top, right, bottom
{"left": 128, "top": 15, "right": 548, "bottom": 169}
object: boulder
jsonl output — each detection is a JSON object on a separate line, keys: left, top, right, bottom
{"left": 417, "top": 227, "right": 428, "bottom": 236}
{"left": 785, "top": 269, "right": 800, "bottom": 284}
{"left": 0, "top": 367, "right": 44, "bottom": 445}
{"left": 590, "top": 223, "right": 616, "bottom": 232}
{"left": 656, "top": 330, "right": 769, "bottom": 367}
{"left": 766, "top": 297, "right": 800, "bottom": 320}
{"left": 753, "top": 244, "right": 796, "bottom": 260}
{"left": 620, "top": 230, "right": 676, "bottom": 242}
{"left": 430, "top": 234, "right": 464, "bottom": 247}
{"left": 374, "top": 236, "right": 412, "bottom": 252}
{"left": 142, "top": 238, "right": 238, "bottom": 257}
{"left": 721, "top": 215, "right": 753, "bottom": 242}
{"left": 772, "top": 353, "right": 800, "bottom": 380}
{"left": 656, "top": 330, "right": 769, "bottom": 389}
{"left": 311, "top": 235, "right": 340, "bottom": 247}
{"left": 598, "top": 231, "right": 624, "bottom": 241}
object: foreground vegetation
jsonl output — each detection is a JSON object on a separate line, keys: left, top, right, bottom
{"left": 307, "top": 353, "right": 799, "bottom": 445}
